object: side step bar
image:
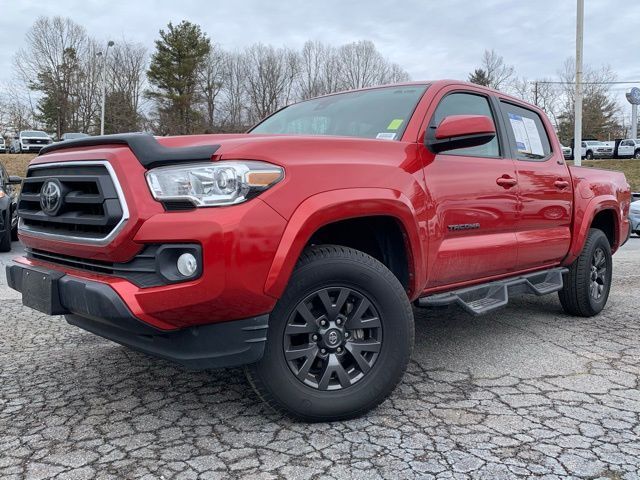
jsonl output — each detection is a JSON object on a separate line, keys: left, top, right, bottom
{"left": 417, "top": 267, "right": 568, "bottom": 316}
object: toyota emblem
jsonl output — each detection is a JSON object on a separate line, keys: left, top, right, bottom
{"left": 40, "top": 179, "right": 62, "bottom": 216}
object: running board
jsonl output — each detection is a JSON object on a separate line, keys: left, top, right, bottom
{"left": 417, "top": 268, "right": 568, "bottom": 316}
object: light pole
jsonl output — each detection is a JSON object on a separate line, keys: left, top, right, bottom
{"left": 573, "top": 0, "right": 584, "bottom": 166}
{"left": 97, "top": 40, "right": 115, "bottom": 136}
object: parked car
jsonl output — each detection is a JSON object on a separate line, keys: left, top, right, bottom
{"left": 0, "top": 137, "right": 6, "bottom": 154}
{"left": 6, "top": 80, "right": 632, "bottom": 421}
{"left": 561, "top": 144, "right": 572, "bottom": 160}
{"left": 577, "top": 140, "right": 613, "bottom": 160}
{"left": 616, "top": 139, "right": 640, "bottom": 159}
{"left": 0, "top": 162, "right": 21, "bottom": 251}
{"left": 630, "top": 199, "right": 640, "bottom": 236}
{"left": 10, "top": 130, "right": 53, "bottom": 153}
{"left": 60, "top": 132, "right": 90, "bottom": 141}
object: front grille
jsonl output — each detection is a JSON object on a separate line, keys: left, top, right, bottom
{"left": 17, "top": 162, "right": 127, "bottom": 243}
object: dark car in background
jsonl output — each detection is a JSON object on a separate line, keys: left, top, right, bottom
{"left": 60, "top": 132, "right": 90, "bottom": 141}
{"left": 10, "top": 130, "right": 53, "bottom": 153}
{"left": 0, "top": 162, "right": 21, "bottom": 251}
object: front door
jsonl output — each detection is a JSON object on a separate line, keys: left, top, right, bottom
{"left": 498, "top": 100, "right": 573, "bottom": 269}
{"left": 422, "top": 90, "right": 519, "bottom": 288}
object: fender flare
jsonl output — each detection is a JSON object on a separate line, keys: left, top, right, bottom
{"left": 563, "top": 195, "right": 620, "bottom": 265}
{"left": 263, "top": 188, "right": 425, "bottom": 299}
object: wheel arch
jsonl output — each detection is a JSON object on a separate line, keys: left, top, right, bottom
{"left": 564, "top": 197, "right": 621, "bottom": 265}
{"left": 263, "top": 188, "right": 425, "bottom": 300}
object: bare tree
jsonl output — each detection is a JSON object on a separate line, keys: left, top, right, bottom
{"left": 16, "top": 16, "right": 94, "bottom": 136}
{"left": 297, "top": 40, "right": 336, "bottom": 100}
{"left": 556, "top": 58, "right": 620, "bottom": 143}
{"left": 105, "top": 41, "right": 147, "bottom": 133}
{"left": 473, "top": 49, "right": 514, "bottom": 90}
{"left": 0, "top": 83, "right": 40, "bottom": 134}
{"left": 198, "top": 46, "right": 225, "bottom": 132}
{"left": 242, "top": 44, "right": 299, "bottom": 123}
{"left": 217, "top": 52, "right": 248, "bottom": 131}
{"left": 511, "top": 77, "right": 560, "bottom": 125}
{"left": 336, "top": 40, "right": 403, "bottom": 90}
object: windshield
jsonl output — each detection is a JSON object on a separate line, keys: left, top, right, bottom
{"left": 64, "top": 133, "right": 89, "bottom": 139}
{"left": 250, "top": 85, "right": 428, "bottom": 140}
{"left": 585, "top": 141, "right": 604, "bottom": 146}
{"left": 21, "top": 131, "right": 48, "bottom": 138}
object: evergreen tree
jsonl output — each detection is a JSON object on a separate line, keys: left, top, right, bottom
{"left": 147, "top": 21, "right": 211, "bottom": 134}
{"left": 468, "top": 68, "right": 490, "bottom": 87}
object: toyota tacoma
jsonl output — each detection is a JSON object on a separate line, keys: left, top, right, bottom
{"left": 6, "top": 81, "right": 632, "bottom": 421}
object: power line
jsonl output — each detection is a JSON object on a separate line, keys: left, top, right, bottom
{"left": 533, "top": 80, "right": 640, "bottom": 85}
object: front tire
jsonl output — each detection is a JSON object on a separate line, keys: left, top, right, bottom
{"left": 634, "top": 150, "right": 640, "bottom": 159}
{"left": 246, "top": 245, "right": 414, "bottom": 422}
{"left": 558, "top": 228, "right": 612, "bottom": 317}
{"left": 586, "top": 150, "right": 594, "bottom": 160}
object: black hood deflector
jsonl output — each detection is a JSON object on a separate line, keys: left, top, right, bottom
{"left": 39, "top": 133, "right": 221, "bottom": 169}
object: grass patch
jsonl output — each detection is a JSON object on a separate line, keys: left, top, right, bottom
{"left": 1, "top": 154, "right": 37, "bottom": 177}
{"left": 569, "top": 159, "right": 640, "bottom": 192}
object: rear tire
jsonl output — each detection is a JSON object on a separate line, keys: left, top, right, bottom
{"left": 558, "top": 228, "right": 612, "bottom": 317}
{"left": 586, "top": 150, "right": 594, "bottom": 160}
{"left": 634, "top": 150, "right": 640, "bottom": 159}
{"left": 246, "top": 245, "right": 414, "bottom": 422}
{"left": 0, "top": 209, "right": 11, "bottom": 252}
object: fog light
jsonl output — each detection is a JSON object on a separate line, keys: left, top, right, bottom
{"left": 177, "top": 253, "right": 198, "bottom": 277}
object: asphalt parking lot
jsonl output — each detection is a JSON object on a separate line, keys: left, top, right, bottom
{"left": 1, "top": 240, "right": 639, "bottom": 479}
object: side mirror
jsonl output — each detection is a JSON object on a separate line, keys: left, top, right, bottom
{"left": 427, "top": 115, "right": 496, "bottom": 154}
{"left": 8, "top": 175, "right": 22, "bottom": 185}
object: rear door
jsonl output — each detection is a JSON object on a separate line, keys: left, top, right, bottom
{"left": 421, "top": 88, "right": 519, "bottom": 288}
{"left": 498, "top": 100, "right": 573, "bottom": 270}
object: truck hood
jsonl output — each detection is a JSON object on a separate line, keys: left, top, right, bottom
{"left": 155, "top": 133, "right": 414, "bottom": 169}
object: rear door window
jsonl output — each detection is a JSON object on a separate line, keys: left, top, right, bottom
{"left": 500, "top": 102, "right": 551, "bottom": 161}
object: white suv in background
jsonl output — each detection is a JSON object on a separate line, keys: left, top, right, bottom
{"left": 617, "top": 139, "right": 640, "bottom": 159}
{"left": 10, "top": 130, "right": 53, "bottom": 153}
{"left": 0, "top": 137, "right": 6, "bottom": 153}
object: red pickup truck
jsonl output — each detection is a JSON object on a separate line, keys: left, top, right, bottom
{"left": 6, "top": 80, "right": 631, "bottom": 421}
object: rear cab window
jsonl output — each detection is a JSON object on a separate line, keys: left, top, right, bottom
{"left": 500, "top": 101, "right": 551, "bottom": 161}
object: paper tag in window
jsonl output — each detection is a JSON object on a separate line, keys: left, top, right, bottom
{"left": 376, "top": 132, "right": 396, "bottom": 140}
{"left": 387, "top": 119, "right": 404, "bottom": 130}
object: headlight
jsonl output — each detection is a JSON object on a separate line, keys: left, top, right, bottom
{"left": 146, "top": 161, "right": 284, "bottom": 207}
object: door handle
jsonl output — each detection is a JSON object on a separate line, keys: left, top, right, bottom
{"left": 554, "top": 180, "right": 570, "bottom": 189}
{"left": 496, "top": 175, "right": 517, "bottom": 188}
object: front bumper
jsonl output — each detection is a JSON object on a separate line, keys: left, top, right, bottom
{"left": 21, "top": 144, "right": 47, "bottom": 152}
{"left": 6, "top": 263, "right": 269, "bottom": 369}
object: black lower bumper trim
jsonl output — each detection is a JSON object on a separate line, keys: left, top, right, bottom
{"left": 6, "top": 263, "right": 269, "bottom": 369}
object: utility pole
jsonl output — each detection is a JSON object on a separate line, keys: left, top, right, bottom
{"left": 98, "top": 40, "right": 115, "bottom": 136}
{"left": 574, "top": 0, "right": 584, "bottom": 166}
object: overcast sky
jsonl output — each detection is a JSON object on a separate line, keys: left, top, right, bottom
{"left": 1, "top": 0, "right": 639, "bottom": 108}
